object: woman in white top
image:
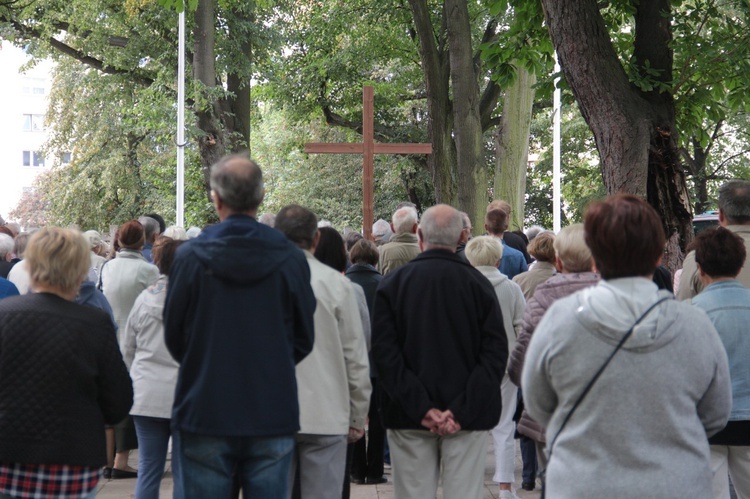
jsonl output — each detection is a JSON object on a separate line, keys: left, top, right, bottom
{"left": 99, "top": 220, "right": 159, "bottom": 478}
{"left": 124, "top": 236, "right": 184, "bottom": 499}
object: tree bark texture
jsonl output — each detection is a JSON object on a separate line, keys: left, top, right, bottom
{"left": 495, "top": 64, "right": 536, "bottom": 231}
{"left": 540, "top": 0, "right": 693, "bottom": 271}
{"left": 446, "top": 0, "right": 486, "bottom": 226}
{"left": 194, "top": 0, "right": 226, "bottom": 199}
{"left": 409, "top": 0, "right": 457, "bottom": 207}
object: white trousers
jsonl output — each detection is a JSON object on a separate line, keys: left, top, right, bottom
{"left": 710, "top": 445, "right": 750, "bottom": 499}
{"left": 388, "top": 429, "right": 487, "bottom": 499}
{"left": 492, "top": 374, "right": 518, "bottom": 483}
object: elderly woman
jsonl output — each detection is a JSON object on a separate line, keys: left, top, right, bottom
{"left": 123, "top": 237, "right": 184, "bottom": 499}
{"left": 508, "top": 224, "right": 599, "bottom": 480}
{"left": 512, "top": 231, "right": 556, "bottom": 301}
{"left": 691, "top": 227, "right": 750, "bottom": 499}
{"left": 465, "top": 236, "right": 525, "bottom": 499}
{"left": 0, "top": 228, "right": 132, "bottom": 499}
{"left": 99, "top": 220, "right": 159, "bottom": 478}
{"left": 522, "top": 195, "right": 731, "bottom": 498}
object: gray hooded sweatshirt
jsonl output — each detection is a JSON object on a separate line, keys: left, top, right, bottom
{"left": 522, "top": 277, "right": 731, "bottom": 498}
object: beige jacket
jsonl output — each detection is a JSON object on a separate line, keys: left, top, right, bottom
{"left": 296, "top": 252, "right": 371, "bottom": 434}
{"left": 378, "top": 232, "right": 420, "bottom": 276}
{"left": 677, "top": 225, "right": 750, "bottom": 300}
{"left": 512, "top": 261, "right": 557, "bottom": 301}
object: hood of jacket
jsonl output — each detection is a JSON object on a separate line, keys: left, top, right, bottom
{"left": 187, "top": 217, "right": 301, "bottom": 285}
{"left": 476, "top": 265, "right": 509, "bottom": 287}
{"left": 575, "top": 277, "right": 676, "bottom": 351}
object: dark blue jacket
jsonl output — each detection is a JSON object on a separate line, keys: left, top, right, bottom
{"left": 164, "top": 215, "right": 316, "bottom": 436}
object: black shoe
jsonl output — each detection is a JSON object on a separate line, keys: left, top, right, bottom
{"left": 110, "top": 468, "right": 138, "bottom": 479}
{"left": 350, "top": 476, "right": 366, "bottom": 485}
{"left": 365, "top": 477, "right": 387, "bottom": 485}
{"left": 521, "top": 481, "right": 535, "bottom": 491}
{"left": 102, "top": 467, "right": 112, "bottom": 480}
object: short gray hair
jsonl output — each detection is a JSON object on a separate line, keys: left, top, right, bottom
{"left": 420, "top": 204, "right": 463, "bottom": 247}
{"left": 554, "top": 224, "right": 593, "bottom": 273}
{"left": 210, "top": 154, "right": 264, "bottom": 212}
{"left": 0, "top": 234, "right": 13, "bottom": 259}
{"left": 465, "top": 235, "right": 503, "bottom": 267}
{"left": 392, "top": 207, "right": 418, "bottom": 234}
{"left": 525, "top": 225, "right": 546, "bottom": 241}
{"left": 372, "top": 219, "right": 393, "bottom": 245}
{"left": 138, "top": 216, "right": 160, "bottom": 242}
{"left": 719, "top": 179, "right": 750, "bottom": 223}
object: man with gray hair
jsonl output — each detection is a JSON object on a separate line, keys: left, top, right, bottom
{"left": 372, "top": 204, "right": 508, "bottom": 499}
{"left": 372, "top": 219, "right": 393, "bottom": 246}
{"left": 378, "top": 206, "right": 420, "bottom": 276}
{"left": 678, "top": 179, "right": 750, "bottom": 299}
{"left": 0, "top": 234, "right": 15, "bottom": 279}
{"left": 164, "top": 154, "right": 316, "bottom": 497}
{"left": 138, "top": 216, "right": 160, "bottom": 263}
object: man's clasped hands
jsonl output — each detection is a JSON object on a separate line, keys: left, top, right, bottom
{"left": 421, "top": 408, "right": 462, "bottom": 436}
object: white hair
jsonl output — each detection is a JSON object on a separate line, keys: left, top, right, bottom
{"left": 392, "top": 207, "right": 418, "bottom": 234}
{"left": 186, "top": 226, "right": 202, "bottom": 239}
{"left": 0, "top": 234, "right": 13, "bottom": 259}
{"left": 419, "top": 205, "right": 463, "bottom": 247}
{"left": 465, "top": 235, "right": 504, "bottom": 267}
{"left": 163, "top": 225, "right": 188, "bottom": 240}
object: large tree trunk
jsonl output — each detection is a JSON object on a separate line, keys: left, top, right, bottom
{"left": 541, "top": 0, "right": 692, "bottom": 272}
{"left": 193, "top": 0, "right": 226, "bottom": 199}
{"left": 409, "top": 0, "right": 457, "bottom": 207}
{"left": 446, "top": 0, "right": 485, "bottom": 226}
{"left": 495, "top": 64, "right": 536, "bottom": 231}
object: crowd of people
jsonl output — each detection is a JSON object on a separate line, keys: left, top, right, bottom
{"left": 0, "top": 156, "right": 747, "bottom": 499}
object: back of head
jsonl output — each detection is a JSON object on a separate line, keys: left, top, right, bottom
{"left": 163, "top": 225, "right": 188, "bottom": 241}
{"left": 692, "top": 226, "right": 746, "bottom": 279}
{"left": 420, "top": 204, "right": 463, "bottom": 249}
{"left": 118, "top": 220, "right": 146, "bottom": 250}
{"left": 0, "top": 234, "right": 13, "bottom": 259}
{"left": 5, "top": 223, "right": 20, "bottom": 238}
{"left": 258, "top": 213, "right": 276, "bottom": 227}
{"left": 13, "top": 232, "right": 30, "bottom": 259}
{"left": 83, "top": 230, "right": 102, "bottom": 250}
{"left": 138, "top": 216, "right": 160, "bottom": 242}
{"left": 314, "top": 227, "right": 347, "bottom": 272}
{"left": 276, "top": 204, "right": 318, "bottom": 250}
{"left": 186, "top": 226, "right": 202, "bottom": 239}
{"left": 392, "top": 206, "right": 418, "bottom": 234}
{"left": 718, "top": 179, "right": 750, "bottom": 224}
{"left": 349, "top": 239, "right": 379, "bottom": 266}
{"left": 554, "top": 224, "right": 593, "bottom": 273}
{"left": 525, "top": 225, "right": 545, "bottom": 241}
{"left": 152, "top": 236, "right": 184, "bottom": 276}
{"left": 465, "top": 235, "right": 503, "bottom": 267}
{"left": 372, "top": 219, "right": 393, "bottom": 245}
{"left": 210, "top": 154, "right": 264, "bottom": 213}
{"left": 344, "top": 231, "right": 363, "bottom": 252}
{"left": 528, "top": 231, "right": 556, "bottom": 263}
{"left": 485, "top": 209, "right": 509, "bottom": 236}
{"left": 26, "top": 227, "right": 90, "bottom": 295}
{"left": 487, "top": 199, "right": 511, "bottom": 214}
{"left": 145, "top": 213, "right": 166, "bottom": 234}
{"left": 584, "top": 194, "right": 664, "bottom": 279}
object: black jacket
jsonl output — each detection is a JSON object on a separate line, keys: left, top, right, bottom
{"left": 372, "top": 250, "right": 508, "bottom": 431}
{"left": 0, "top": 293, "right": 133, "bottom": 466}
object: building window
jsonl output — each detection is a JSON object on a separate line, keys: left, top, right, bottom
{"left": 61, "top": 152, "right": 72, "bottom": 164}
{"left": 22, "top": 151, "right": 45, "bottom": 167}
{"left": 21, "top": 78, "right": 46, "bottom": 95}
{"left": 22, "top": 114, "right": 45, "bottom": 132}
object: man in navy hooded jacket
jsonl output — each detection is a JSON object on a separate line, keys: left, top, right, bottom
{"left": 164, "top": 154, "right": 316, "bottom": 498}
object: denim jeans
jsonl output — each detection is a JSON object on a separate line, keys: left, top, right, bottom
{"left": 173, "top": 430, "right": 295, "bottom": 498}
{"left": 133, "top": 416, "right": 182, "bottom": 499}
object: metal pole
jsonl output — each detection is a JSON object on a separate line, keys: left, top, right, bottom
{"left": 176, "top": 9, "right": 186, "bottom": 227}
{"left": 553, "top": 56, "right": 561, "bottom": 233}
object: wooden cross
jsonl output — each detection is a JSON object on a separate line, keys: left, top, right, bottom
{"left": 304, "top": 86, "right": 432, "bottom": 240}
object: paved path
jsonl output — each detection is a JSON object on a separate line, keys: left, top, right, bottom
{"left": 96, "top": 439, "right": 542, "bottom": 498}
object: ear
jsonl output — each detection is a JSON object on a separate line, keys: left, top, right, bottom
{"left": 411, "top": 222, "right": 418, "bottom": 234}
{"left": 417, "top": 228, "right": 425, "bottom": 251}
{"left": 310, "top": 230, "right": 321, "bottom": 253}
{"left": 390, "top": 222, "right": 396, "bottom": 233}
{"left": 718, "top": 209, "right": 727, "bottom": 227}
{"left": 554, "top": 255, "right": 564, "bottom": 272}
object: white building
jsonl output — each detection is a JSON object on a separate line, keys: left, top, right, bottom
{"left": 0, "top": 41, "right": 58, "bottom": 221}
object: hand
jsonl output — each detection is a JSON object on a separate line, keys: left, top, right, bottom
{"left": 435, "top": 411, "right": 461, "bottom": 436}
{"left": 347, "top": 427, "right": 365, "bottom": 443}
{"left": 421, "top": 408, "right": 448, "bottom": 432}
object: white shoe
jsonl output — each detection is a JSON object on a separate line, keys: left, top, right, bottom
{"left": 499, "top": 490, "right": 520, "bottom": 499}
